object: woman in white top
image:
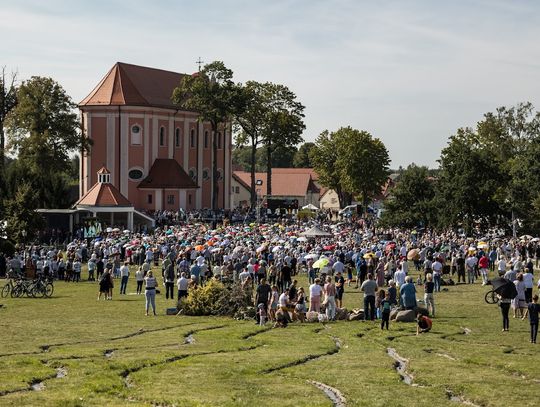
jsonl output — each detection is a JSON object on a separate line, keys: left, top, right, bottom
{"left": 144, "top": 270, "right": 158, "bottom": 316}
{"left": 308, "top": 278, "right": 323, "bottom": 313}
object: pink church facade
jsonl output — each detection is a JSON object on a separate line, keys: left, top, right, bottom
{"left": 79, "top": 62, "right": 232, "bottom": 212}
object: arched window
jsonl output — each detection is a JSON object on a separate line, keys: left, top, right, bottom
{"left": 159, "top": 126, "right": 165, "bottom": 146}
{"left": 217, "top": 132, "right": 222, "bottom": 149}
{"left": 204, "top": 131, "right": 209, "bottom": 149}
{"left": 202, "top": 168, "right": 210, "bottom": 181}
{"left": 175, "top": 128, "right": 181, "bottom": 147}
{"left": 190, "top": 129, "right": 195, "bottom": 148}
{"left": 188, "top": 168, "right": 197, "bottom": 181}
{"left": 131, "top": 125, "right": 142, "bottom": 145}
{"left": 217, "top": 168, "right": 223, "bottom": 181}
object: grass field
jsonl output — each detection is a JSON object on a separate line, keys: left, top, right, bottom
{"left": 1, "top": 266, "right": 539, "bottom": 407}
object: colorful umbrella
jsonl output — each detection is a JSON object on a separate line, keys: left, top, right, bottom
{"left": 313, "top": 258, "right": 330, "bottom": 268}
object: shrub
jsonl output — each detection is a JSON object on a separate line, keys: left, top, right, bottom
{"left": 179, "top": 279, "right": 253, "bottom": 317}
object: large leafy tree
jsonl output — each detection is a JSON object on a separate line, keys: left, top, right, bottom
{"left": 311, "top": 130, "right": 352, "bottom": 208}
{"left": 293, "top": 142, "right": 315, "bottom": 168}
{"left": 435, "top": 127, "right": 505, "bottom": 234}
{"left": 334, "top": 127, "right": 390, "bottom": 212}
{"left": 234, "top": 81, "right": 271, "bottom": 206}
{"left": 381, "top": 164, "right": 436, "bottom": 228}
{"left": 261, "top": 83, "right": 305, "bottom": 196}
{"left": 5, "top": 76, "right": 88, "bottom": 208}
{"left": 4, "top": 182, "right": 44, "bottom": 244}
{"left": 172, "top": 61, "right": 240, "bottom": 210}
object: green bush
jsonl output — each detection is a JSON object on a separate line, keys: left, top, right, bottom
{"left": 297, "top": 209, "right": 316, "bottom": 220}
{"left": 179, "top": 279, "right": 253, "bottom": 317}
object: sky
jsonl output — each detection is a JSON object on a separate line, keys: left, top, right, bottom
{"left": 1, "top": 0, "right": 539, "bottom": 168}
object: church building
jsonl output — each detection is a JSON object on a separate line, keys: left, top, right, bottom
{"left": 79, "top": 62, "right": 232, "bottom": 212}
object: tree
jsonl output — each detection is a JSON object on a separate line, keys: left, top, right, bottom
{"left": 4, "top": 182, "right": 44, "bottom": 244}
{"left": 435, "top": 127, "right": 505, "bottom": 234}
{"left": 234, "top": 81, "right": 271, "bottom": 206}
{"left": 172, "top": 61, "right": 240, "bottom": 210}
{"left": 334, "top": 127, "right": 390, "bottom": 213}
{"left": 5, "top": 76, "right": 89, "bottom": 208}
{"left": 0, "top": 67, "right": 17, "bottom": 171}
{"left": 311, "top": 130, "right": 352, "bottom": 208}
{"left": 261, "top": 83, "right": 305, "bottom": 196}
{"left": 293, "top": 142, "right": 315, "bottom": 168}
{"left": 380, "top": 164, "right": 436, "bottom": 228}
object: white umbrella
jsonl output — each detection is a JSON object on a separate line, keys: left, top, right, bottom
{"left": 112, "top": 227, "right": 120, "bottom": 232}
{"left": 305, "top": 253, "right": 319, "bottom": 260}
{"left": 302, "top": 203, "right": 319, "bottom": 211}
{"left": 106, "top": 227, "right": 113, "bottom": 233}
{"left": 123, "top": 229, "right": 131, "bottom": 234}
{"left": 531, "top": 237, "right": 540, "bottom": 242}
{"left": 297, "top": 236, "right": 307, "bottom": 242}
{"left": 272, "top": 246, "right": 283, "bottom": 253}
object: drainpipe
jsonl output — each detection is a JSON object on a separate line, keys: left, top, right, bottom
{"left": 117, "top": 105, "right": 121, "bottom": 190}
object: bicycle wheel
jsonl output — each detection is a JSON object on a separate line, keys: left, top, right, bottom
{"left": 484, "top": 290, "right": 498, "bottom": 304}
{"left": 1, "top": 284, "right": 10, "bottom": 298}
{"left": 44, "top": 283, "right": 54, "bottom": 298}
{"left": 11, "top": 285, "right": 23, "bottom": 298}
{"left": 32, "top": 284, "right": 46, "bottom": 298}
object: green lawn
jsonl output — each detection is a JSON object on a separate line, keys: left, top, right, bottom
{"left": 1, "top": 266, "right": 539, "bottom": 407}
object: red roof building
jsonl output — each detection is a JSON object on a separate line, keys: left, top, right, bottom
{"left": 79, "top": 62, "right": 232, "bottom": 212}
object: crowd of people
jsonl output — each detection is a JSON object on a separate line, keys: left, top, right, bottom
{"left": 1, "top": 219, "right": 540, "bottom": 340}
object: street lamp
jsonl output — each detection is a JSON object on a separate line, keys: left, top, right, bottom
{"left": 255, "top": 179, "right": 263, "bottom": 223}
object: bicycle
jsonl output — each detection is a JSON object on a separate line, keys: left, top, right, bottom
{"left": 10, "top": 279, "right": 35, "bottom": 298}
{"left": 1, "top": 269, "right": 25, "bottom": 298}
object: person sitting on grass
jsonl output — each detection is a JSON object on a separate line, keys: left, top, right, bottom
{"left": 416, "top": 313, "right": 432, "bottom": 335}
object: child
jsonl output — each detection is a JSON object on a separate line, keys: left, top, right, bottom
{"left": 522, "top": 294, "right": 540, "bottom": 344}
{"left": 269, "top": 285, "right": 279, "bottom": 322}
{"left": 257, "top": 303, "right": 267, "bottom": 326}
{"left": 294, "top": 287, "right": 306, "bottom": 323}
{"left": 416, "top": 313, "right": 432, "bottom": 335}
{"left": 381, "top": 291, "right": 391, "bottom": 330}
{"left": 375, "top": 289, "right": 385, "bottom": 319}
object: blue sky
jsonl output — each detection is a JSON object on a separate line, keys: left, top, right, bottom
{"left": 1, "top": 0, "right": 539, "bottom": 167}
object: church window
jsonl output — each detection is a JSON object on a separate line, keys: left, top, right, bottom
{"left": 159, "top": 127, "right": 165, "bottom": 146}
{"left": 217, "top": 132, "right": 222, "bottom": 149}
{"left": 204, "top": 131, "right": 209, "bottom": 149}
{"left": 128, "top": 168, "right": 144, "bottom": 180}
{"left": 190, "top": 129, "right": 195, "bottom": 148}
{"left": 167, "top": 195, "right": 175, "bottom": 205}
{"left": 175, "top": 128, "right": 181, "bottom": 147}
{"left": 131, "top": 125, "right": 142, "bottom": 145}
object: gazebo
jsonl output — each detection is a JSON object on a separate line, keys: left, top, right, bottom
{"left": 73, "top": 167, "right": 153, "bottom": 230}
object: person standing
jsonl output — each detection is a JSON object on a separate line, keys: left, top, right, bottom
{"left": 424, "top": 273, "right": 435, "bottom": 317}
{"left": 73, "top": 259, "right": 82, "bottom": 282}
{"left": 523, "top": 268, "right": 534, "bottom": 304}
{"left": 456, "top": 253, "right": 466, "bottom": 283}
{"left": 135, "top": 266, "right": 144, "bottom": 295}
{"left": 360, "top": 273, "right": 377, "bottom": 321}
{"left": 309, "top": 278, "right": 323, "bottom": 313}
{"left": 144, "top": 270, "right": 158, "bottom": 316}
{"left": 512, "top": 273, "right": 527, "bottom": 318}
{"left": 176, "top": 272, "right": 189, "bottom": 302}
{"left": 335, "top": 271, "right": 345, "bottom": 308}
{"left": 432, "top": 258, "right": 443, "bottom": 292}
{"left": 87, "top": 258, "right": 96, "bottom": 281}
{"left": 164, "top": 261, "right": 175, "bottom": 300}
{"left": 324, "top": 276, "right": 337, "bottom": 321}
{"left": 465, "top": 254, "right": 477, "bottom": 284}
{"left": 498, "top": 293, "right": 511, "bottom": 332}
{"left": 478, "top": 254, "right": 489, "bottom": 285}
{"left": 522, "top": 294, "right": 540, "bottom": 343}
{"left": 255, "top": 278, "right": 272, "bottom": 324}
{"left": 119, "top": 262, "right": 130, "bottom": 295}
{"left": 381, "top": 291, "right": 391, "bottom": 330}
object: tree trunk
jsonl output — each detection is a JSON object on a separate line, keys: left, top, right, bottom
{"left": 250, "top": 139, "right": 257, "bottom": 208}
{"left": 266, "top": 142, "right": 272, "bottom": 197}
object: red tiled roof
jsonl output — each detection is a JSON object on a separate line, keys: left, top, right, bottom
{"left": 75, "top": 182, "right": 132, "bottom": 207}
{"left": 138, "top": 159, "right": 198, "bottom": 189}
{"left": 272, "top": 167, "right": 318, "bottom": 181}
{"left": 233, "top": 170, "right": 317, "bottom": 197}
{"left": 80, "top": 62, "right": 186, "bottom": 110}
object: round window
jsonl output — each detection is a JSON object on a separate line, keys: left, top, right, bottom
{"left": 132, "top": 125, "right": 140, "bottom": 133}
{"left": 128, "top": 169, "right": 143, "bottom": 180}
{"left": 202, "top": 169, "right": 210, "bottom": 180}
{"left": 189, "top": 169, "right": 197, "bottom": 180}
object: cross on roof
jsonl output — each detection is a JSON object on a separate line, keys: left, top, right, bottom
{"left": 196, "top": 57, "right": 204, "bottom": 72}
